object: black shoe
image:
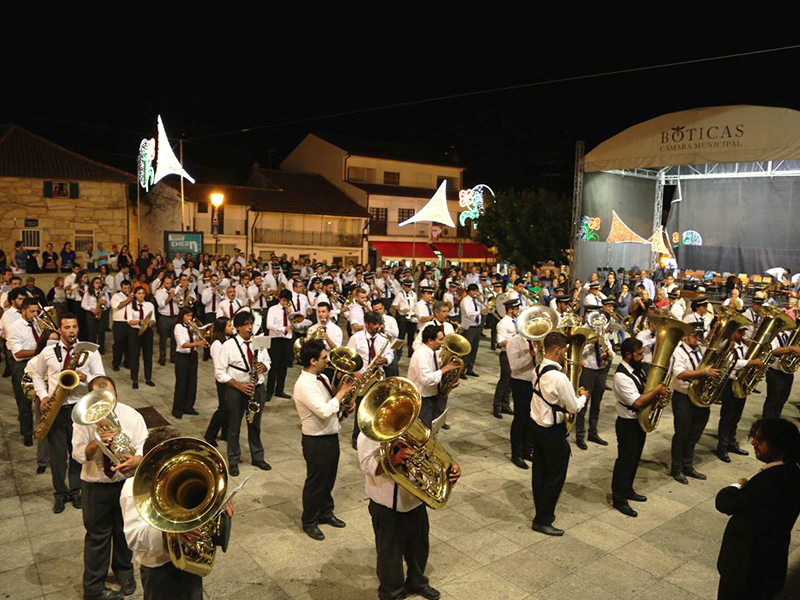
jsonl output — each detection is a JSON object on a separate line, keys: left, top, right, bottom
{"left": 204, "top": 437, "right": 218, "bottom": 448}
{"left": 120, "top": 577, "right": 136, "bottom": 596}
{"left": 459, "top": 373, "right": 467, "bottom": 380}
{"left": 112, "top": 366, "right": 120, "bottom": 372}
{"left": 253, "top": 461, "right": 272, "bottom": 471}
{"left": 407, "top": 584, "right": 441, "bottom": 600}
{"left": 123, "top": 363, "right": 130, "bottom": 369}
{"left": 671, "top": 471, "right": 688, "bottom": 485}
{"left": 171, "top": 411, "right": 183, "bottom": 419}
{"left": 501, "top": 406, "right": 514, "bottom": 415}
{"left": 229, "top": 465, "right": 240, "bottom": 477}
{"left": 352, "top": 440, "right": 358, "bottom": 450}
{"left": 716, "top": 449, "right": 731, "bottom": 463}
{"left": 53, "top": 496, "right": 66, "bottom": 514}
{"left": 576, "top": 438, "right": 588, "bottom": 450}
{"left": 319, "top": 515, "right": 346, "bottom": 528}
{"left": 525, "top": 451, "right": 535, "bottom": 462}
{"left": 2, "top": 370, "right": 10, "bottom": 378}
{"left": 684, "top": 467, "right": 707, "bottom": 480}
{"left": 511, "top": 456, "right": 529, "bottom": 470}
{"left": 728, "top": 445, "right": 749, "bottom": 456}
{"left": 158, "top": 359, "right": 166, "bottom": 366}
{"left": 753, "top": 387, "right": 762, "bottom": 394}
{"left": 184, "top": 409, "right": 199, "bottom": 415}
{"left": 605, "top": 384, "right": 613, "bottom": 391}
{"left": 145, "top": 380, "right": 156, "bottom": 387}
{"left": 132, "top": 381, "right": 139, "bottom": 389}
{"left": 441, "top": 424, "right": 450, "bottom": 430}
{"left": 275, "top": 392, "right": 291, "bottom": 399}
{"left": 531, "top": 522, "right": 564, "bottom": 536}
{"left": 23, "top": 436, "right": 33, "bottom": 447}
{"left": 265, "top": 393, "right": 273, "bottom": 403}
{"left": 466, "top": 371, "right": 479, "bottom": 377}
{"left": 628, "top": 492, "right": 647, "bottom": 503}
{"left": 588, "top": 434, "right": 608, "bottom": 446}
{"left": 71, "top": 494, "right": 82, "bottom": 509}
{"left": 613, "top": 502, "right": 638, "bottom": 518}
{"left": 303, "top": 525, "right": 325, "bottom": 541}
{"left": 36, "top": 465, "right": 46, "bottom": 474}
{"left": 92, "top": 588, "right": 124, "bottom": 600}
{"left": 493, "top": 410, "right": 502, "bottom": 419}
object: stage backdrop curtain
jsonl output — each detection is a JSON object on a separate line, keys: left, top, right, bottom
{"left": 582, "top": 172, "right": 656, "bottom": 242}
{"left": 666, "top": 177, "right": 800, "bottom": 274}
{"left": 573, "top": 241, "right": 652, "bottom": 282}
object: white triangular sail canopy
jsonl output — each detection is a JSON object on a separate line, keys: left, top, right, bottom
{"left": 399, "top": 181, "right": 455, "bottom": 228}
{"left": 153, "top": 115, "right": 195, "bottom": 185}
{"left": 606, "top": 211, "right": 649, "bottom": 244}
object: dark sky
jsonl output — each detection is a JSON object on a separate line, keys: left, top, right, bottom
{"left": 3, "top": 42, "right": 798, "bottom": 193}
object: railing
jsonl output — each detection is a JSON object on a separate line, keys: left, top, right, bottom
{"left": 253, "top": 228, "right": 362, "bottom": 248}
{"left": 193, "top": 216, "right": 247, "bottom": 236}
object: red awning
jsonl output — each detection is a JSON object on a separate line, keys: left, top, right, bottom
{"left": 371, "top": 241, "right": 437, "bottom": 259}
{"left": 432, "top": 242, "right": 493, "bottom": 261}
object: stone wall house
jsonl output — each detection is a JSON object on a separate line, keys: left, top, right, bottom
{"left": 0, "top": 124, "right": 136, "bottom": 265}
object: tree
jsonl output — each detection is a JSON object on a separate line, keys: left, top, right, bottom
{"left": 477, "top": 187, "right": 571, "bottom": 267}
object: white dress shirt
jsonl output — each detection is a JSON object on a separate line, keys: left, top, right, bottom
{"left": 308, "top": 320, "right": 343, "bottom": 350}
{"left": 249, "top": 285, "right": 269, "bottom": 310}
{"left": 670, "top": 342, "right": 704, "bottom": 395}
{"left": 173, "top": 322, "right": 198, "bottom": 354}
{"left": 154, "top": 287, "right": 180, "bottom": 318}
{"left": 201, "top": 287, "right": 222, "bottom": 315}
{"left": 30, "top": 342, "right": 105, "bottom": 404}
{"left": 636, "top": 328, "right": 658, "bottom": 364}
{"left": 727, "top": 341, "right": 750, "bottom": 377}
{"left": 415, "top": 300, "right": 434, "bottom": 331}
{"left": 210, "top": 339, "right": 224, "bottom": 365}
{"left": 347, "top": 330, "right": 394, "bottom": 372}
{"left": 442, "top": 292, "right": 459, "bottom": 317}
{"left": 266, "top": 304, "right": 293, "bottom": 339}
{"left": 110, "top": 292, "right": 134, "bottom": 322}
{"left": 7, "top": 317, "right": 40, "bottom": 360}
{"left": 392, "top": 290, "right": 416, "bottom": 318}
{"left": 292, "top": 370, "right": 341, "bottom": 436}
{"left": 670, "top": 302, "right": 685, "bottom": 321}
{"left": 411, "top": 319, "right": 453, "bottom": 352}
{"left": 407, "top": 344, "right": 443, "bottom": 398}
{"left": 214, "top": 335, "right": 271, "bottom": 385}
{"left": 348, "top": 302, "right": 365, "bottom": 328}
{"left": 507, "top": 334, "right": 535, "bottom": 381}
{"left": 582, "top": 333, "right": 615, "bottom": 370}
{"left": 583, "top": 293, "right": 602, "bottom": 310}
{"left": 72, "top": 402, "right": 148, "bottom": 483}
{"left": 382, "top": 315, "right": 400, "bottom": 341}
{"left": 289, "top": 291, "right": 309, "bottom": 315}
{"left": 216, "top": 298, "right": 244, "bottom": 320}
{"left": 769, "top": 331, "right": 793, "bottom": 371}
{"left": 0, "top": 306, "right": 20, "bottom": 339}
{"left": 530, "top": 358, "right": 586, "bottom": 427}
{"left": 613, "top": 361, "right": 645, "bottom": 419}
{"left": 459, "top": 295, "right": 482, "bottom": 329}
{"left": 120, "top": 478, "right": 170, "bottom": 568}
{"left": 358, "top": 433, "right": 422, "bottom": 513}
{"left": 496, "top": 315, "right": 517, "bottom": 351}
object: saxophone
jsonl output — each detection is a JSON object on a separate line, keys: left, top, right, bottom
{"left": 245, "top": 347, "right": 260, "bottom": 424}
{"left": 733, "top": 306, "right": 796, "bottom": 398}
{"left": 34, "top": 341, "right": 99, "bottom": 440}
{"left": 94, "top": 291, "right": 106, "bottom": 321}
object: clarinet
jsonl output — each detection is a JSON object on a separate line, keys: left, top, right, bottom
{"left": 245, "top": 348, "right": 260, "bottom": 423}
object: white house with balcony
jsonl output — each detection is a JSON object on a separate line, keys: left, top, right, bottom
{"left": 281, "top": 133, "right": 494, "bottom": 265}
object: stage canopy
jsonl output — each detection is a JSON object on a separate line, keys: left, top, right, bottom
{"left": 572, "top": 105, "right": 800, "bottom": 280}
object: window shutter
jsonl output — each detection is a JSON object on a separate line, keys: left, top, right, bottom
{"left": 69, "top": 183, "right": 80, "bottom": 199}
{"left": 43, "top": 181, "right": 53, "bottom": 198}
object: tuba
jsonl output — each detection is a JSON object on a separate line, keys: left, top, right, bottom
{"left": 358, "top": 377, "right": 455, "bottom": 509}
{"left": 586, "top": 311, "right": 611, "bottom": 366}
{"left": 72, "top": 389, "right": 136, "bottom": 467}
{"left": 556, "top": 318, "right": 597, "bottom": 434}
{"left": 438, "top": 333, "right": 471, "bottom": 396}
{"left": 133, "top": 437, "right": 231, "bottom": 577}
{"left": 516, "top": 305, "right": 560, "bottom": 363}
{"left": 688, "top": 306, "right": 753, "bottom": 407}
{"left": 638, "top": 315, "right": 694, "bottom": 433}
{"left": 332, "top": 337, "right": 391, "bottom": 420}
{"left": 778, "top": 318, "right": 800, "bottom": 373}
{"left": 733, "top": 306, "right": 796, "bottom": 398}
{"left": 293, "top": 322, "right": 326, "bottom": 362}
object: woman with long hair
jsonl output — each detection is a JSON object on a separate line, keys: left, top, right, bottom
{"left": 602, "top": 271, "right": 619, "bottom": 298}
{"left": 204, "top": 317, "right": 234, "bottom": 446}
{"left": 41, "top": 243, "right": 57, "bottom": 273}
{"left": 47, "top": 276, "right": 68, "bottom": 322}
{"left": 60, "top": 242, "right": 76, "bottom": 272}
{"left": 81, "top": 276, "right": 109, "bottom": 352}
{"left": 117, "top": 245, "right": 133, "bottom": 272}
{"left": 128, "top": 286, "right": 156, "bottom": 389}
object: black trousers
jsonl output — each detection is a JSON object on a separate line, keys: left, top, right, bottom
{"left": 493, "top": 352, "right": 512, "bottom": 410}
{"left": 301, "top": 434, "right": 339, "bottom": 527}
{"left": 764, "top": 368, "right": 794, "bottom": 420}
{"left": 157, "top": 315, "right": 179, "bottom": 363}
{"left": 204, "top": 381, "right": 228, "bottom": 442}
{"left": 611, "top": 417, "right": 646, "bottom": 503}
{"left": 129, "top": 329, "right": 154, "bottom": 382}
{"left": 48, "top": 404, "right": 82, "bottom": 498}
{"left": 462, "top": 325, "right": 481, "bottom": 372}
{"left": 140, "top": 562, "right": 202, "bottom": 600}
{"left": 671, "top": 391, "right": 710, "bottom": 473}
{"left": 530, "top": 421, "right": 570, "bottom": 526}
{"left": 85, "top": 313, "right": 105, "bottom": 353}
{"left": 717, "top": 379, "right": 746, "bottom": 450}
{"left": 202, "top": 312, "right": 215, "bottom": 360}
{"left": 81, "top": 481, "right": 132, "bottom": 597}
{"left": 9, "top": 358, "right": 32, "bottom": 437}
{"left": 486, "top": 313, "right": 499, "bottom": 349}
{"left": 172, "top": 352, "right": 198, "bottom": 416}
{"left": 576, "top": 366, "right": 606, "bottom": 440}
{"left": 510, "top": 378, "right": 534, "bottom": 459}
{"left": 352, "top": 395, "right": 366, "bottom": 444}
{"left": 419, "top": 395, "right": 447, "bottom": 429}
{"left": 226, "top": 384, "right": 265, "bottom": 468}
{"left": 369, "top": 501, "right": 429, "bottom": 600}
{"left": 399, "top": 316, "right": 415, "bottom": 357}
{"left": 111, "top": 322, "right": 131, "bottom": 369}
{"left": 266, "top": 337, "right": 292, "bottom": 395}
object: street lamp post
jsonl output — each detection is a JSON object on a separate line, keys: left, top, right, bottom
{"left": 211, "top": 192, "right": 224, "bottom": 256}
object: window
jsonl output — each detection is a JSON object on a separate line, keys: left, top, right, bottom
{"left": 197, "top": 201, "right": 209, "bottom": 214}
{"left": 347, "top": 167, "right": 376, "bottom": 183}
{"left": 369, "top": 208, "right": 387, "bottom": 235}
{"left": 457, "top": 219, "right": 472, "bottom": 239}
{"left": 44, "top": 181, "right": 79, "bottom": 199}
{"left": 74, "top": 230, "right": 94, "bottom": 253}
{"left": 323, "top": 220, "right": 334, "bottom": 234}
{"left": 20, "top": 229, "right": 41, "bottom": 253}
{"left": 384, "top": 171, "right": 400, "bottom": 185}
{"left": 398, "top": 208, "right": 415, "bottom": 223}
{"left": 436, "top": 176, "right": 456, "bottom": 189}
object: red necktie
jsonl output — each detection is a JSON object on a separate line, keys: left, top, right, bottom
{"left": 368, "top": 336, "right": 376, "bottom": 361}
{"left": 283, "top": 308, "right": 288, "bottom": 327}
{"left": 103, "top": 454, "right": 115, "bottom": 479}
{"left": 295, "top": 296, "right": 300, "bottom": 311}
{"left": 245, "top": 341, "right": 254, "bottom": 366}
{"left": 29, "top": 321, "right": 39, "bottom": 343}
{"left": 317, "top": 375, "right": 334, "bottom": 396}
{"left": 169, "top": 292, "right": 174, "bottom": 317}
{"left": 124, "top": 305, "right": 128, "bottom": 320}
{"left": 139, "top": 304, "right": 143, "bottom": 320}
{"left": 229, "top": 302, "right": 234, "bottom": 319}
{"left": 63, "top": 345, "right": 72, "bottom": 370}
{"left": 212, "top": 293, "right": 216, "bottom": 312}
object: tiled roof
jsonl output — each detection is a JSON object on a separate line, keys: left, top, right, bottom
{"left": 348, "top": 182, "right": 461, "bottom": 200}
{"left": 186, "top": 169, "right": 370, "bottom": 218}
{"left": 313, "top": 132, "right": 464, "bottom": 168}
{"left": 0, "top": 124, "right": 136, "bottom": 183}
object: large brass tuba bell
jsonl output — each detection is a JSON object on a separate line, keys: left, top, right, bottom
{"left": 734, "top": 305, "right": 796, "bottom": 397}
{"left": 556, "top": 321, "right": 598, "bottom": 434}
{"left": 438, "top": 333, "right": 471, "bottom": 396}
{"left": 357, "top": 377, "right": 455, "bottom": 509}
{"left": 516, "top": 305, "right": 560, "bottom": 363}
{"left": 133, "top": 437, "right": 229, "bottom": 577}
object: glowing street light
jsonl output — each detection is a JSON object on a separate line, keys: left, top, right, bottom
{"left": 211, "top": 193, "right": 224, "bottom": 255}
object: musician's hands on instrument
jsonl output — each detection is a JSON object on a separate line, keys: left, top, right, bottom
{"left": 704, "top": 367, "right": 720, "bottom": 379}
{"left": 748, "top": 358, "right": 765, "bottom": 368}
{"left": 112, "top": 454, "right": 142, "bottom": 475}
{"left": 338, "top": 379, "right": 357, "bottom": 397}
{"left": 236, "top": 381, "right": 255, "bottom": 396}
{"left": 449, "top": 462, "right": 461, "bottom": 485}
{"left": 390, "top": 447, "right": 414, "bottom": 466}
{"left": 224, "top": 502, "right": 235, "bottom": 518}
{"left": 377, "top": 357, "right": 388, "bottom": 366}
{"left": 128, "top": 320, "right": 140, "bottom": 327}
{"left": 441, "top": 360, "right": 460, "bottom": 373}
{"left": 98, "top": 430, "right": 116, "bottom": 444}
{"left": 578, "top": 386, "right": 590, "bottom": 399}
{"left": 178, "top": 528, "right": 203, "bottom": 543}
{"left": 39, "top": 396, "right": 50, "bottom": 412}
{"left": 655, "top": 384, "right": 670, "bottom": 397}
{"left": 78, "top": 372, "right": 87, "bottom": 383}
{"left": 345, "top": 401, "right": 356, "bottom": 414}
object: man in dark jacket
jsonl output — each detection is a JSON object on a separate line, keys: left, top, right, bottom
{"left": 716, "top": 418, "right": 800, "bottom": 600}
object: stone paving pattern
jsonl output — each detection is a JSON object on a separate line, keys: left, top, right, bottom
{"left": 1, "top": 333, "right": 799, "bottom": 599}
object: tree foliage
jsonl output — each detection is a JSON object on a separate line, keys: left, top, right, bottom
{"left": 477, "top": 187, "right": 571, "bottom": 267}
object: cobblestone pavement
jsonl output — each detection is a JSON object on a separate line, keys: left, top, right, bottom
{"left": 1, "top": 333, "right": 799, "bottom": 599}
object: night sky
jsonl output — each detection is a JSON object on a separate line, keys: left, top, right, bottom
{"left": 3, "top": 43, "right": 798, "bottom": 194}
